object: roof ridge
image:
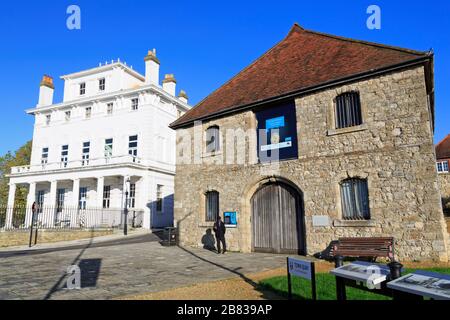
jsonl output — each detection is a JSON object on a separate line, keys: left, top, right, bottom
{"left": 300, "top": 27, "right": 430, "bottom": 56}
{"left": 436, "top": 134, "right": 450, "bottom": 147}
{"left": 173, "top": 24, "right": 300, "bottom": 126}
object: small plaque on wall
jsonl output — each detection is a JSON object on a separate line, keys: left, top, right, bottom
{"left": 312, "top": 216, "right": 330, "bottom": 227}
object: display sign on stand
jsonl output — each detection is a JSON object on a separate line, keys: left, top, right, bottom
{"left": 287, "top": 258, "right": 316, "bottom": 300}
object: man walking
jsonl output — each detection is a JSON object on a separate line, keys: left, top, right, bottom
{"left": 213, "top": 216, "right": 227, "bottom": 254}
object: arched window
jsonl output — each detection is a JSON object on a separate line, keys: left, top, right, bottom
{"left": 340, "top": 178, "right": 370, "bottom": 220}
{"left": 206, "top": 126, "right": 220, "bottom": 153}
{"left": 335, "top": 92, "right": 362, "bottom": 129}
{"left": 205, "top": 191, "right": 219, "bottom": 222}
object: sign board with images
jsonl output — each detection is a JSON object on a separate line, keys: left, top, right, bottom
{"left": 287, "top": 257, "right": 317, "bottom": 300}
{"left": 256, "top": 101, "right": 298, "bottom": 162}
{"left": 330, "top": 261, "right": 391, "bottom": 289}
{"left": 387, "top": 270, "right": 450, "bottom": 300}
{"left": 224, "top": 212, "right": 237, "bottom": 228}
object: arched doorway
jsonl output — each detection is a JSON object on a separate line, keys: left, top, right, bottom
{"left": 251, "top": 182, "right": 305, "bottom": 254}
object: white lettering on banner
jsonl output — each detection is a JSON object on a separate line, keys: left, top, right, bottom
{"left": 261, "top": 141, "right": 292, "bottom": 152}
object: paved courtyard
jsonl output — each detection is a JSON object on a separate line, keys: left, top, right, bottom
{"left": 0, "top": 234, "right": 287, "bottom": 300}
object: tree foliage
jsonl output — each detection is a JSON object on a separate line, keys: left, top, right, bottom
{"left": 0, "top": 141, "right": 32, "bottom": 206}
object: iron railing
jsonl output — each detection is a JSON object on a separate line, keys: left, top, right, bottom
{"left": 0, "top": 205, "right": 143, "bottom": 231}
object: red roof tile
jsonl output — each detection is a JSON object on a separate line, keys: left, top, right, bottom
{"left": 171, "top": 23, "right": 430, "bottom": 129}
{"left": 436, "top": 134, "right": 450, "bottom": 160}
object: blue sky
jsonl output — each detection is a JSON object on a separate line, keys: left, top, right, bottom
{"left": 0, "top": 0, "right": 449, "bottom": 154}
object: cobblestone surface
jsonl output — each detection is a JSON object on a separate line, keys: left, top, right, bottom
{"left": 0, "top": 238, "right": 287, "bottom": 300}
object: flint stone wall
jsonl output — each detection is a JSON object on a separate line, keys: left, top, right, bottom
{"left": 174, "top": 66, "right": 449, "bottom": 262}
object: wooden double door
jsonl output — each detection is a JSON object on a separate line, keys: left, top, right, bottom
{"left": 252, "top": 182, "right": 305, "bottom": 254}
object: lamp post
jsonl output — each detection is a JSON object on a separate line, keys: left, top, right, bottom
{"left": 124, "top": 177, "right": 131, "bottom": 236}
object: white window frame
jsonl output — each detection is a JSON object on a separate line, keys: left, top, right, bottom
{"left": 107, "top": 103, "right": 114, "bottom": 115}
{"left": 437, "top": 161, "right": 449, "bottom": 173}
{"left": 128, "top": 135, "right": 138, "bottom": 161}
{"left": 80, "top": 82, "right": 86, "bottom": 95}
{"left": 79, "top": 187, "right": 88, "bottom": 210}
{"left": 65, "top": 110, "right": 71, "bottom": 122}
{"left": 103, "top": 185, "right": 111, "bottom": 209}
{"left": 45, "top": 114, "right": 51, "bottom": 126}
{"left": 105, "top": 138, "right": 113, "bottom": 161}
{"left": 41, "top": 147, "right": 49, "bottom": 167}
{"left": 61, "top": 145, "right": 69, "bottom": 168}
{"left": 99, "top": 78, "right": 106, "bottom": 91}
{"left": 82, "top": 142, "right": 90, "bottom": 166}
{"left": 85, "top": 107, "right": 92, "bottom": 119}
{"left": 131, "top": 98, "right": 139, "bottom": 111}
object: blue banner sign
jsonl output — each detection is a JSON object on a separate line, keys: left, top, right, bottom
{"left": 224, "top": 212, "right": 237, "bottom": 227}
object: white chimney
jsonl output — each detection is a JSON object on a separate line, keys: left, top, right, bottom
{"left": 144, "top": 49, "right": 160, "bottom": 85}
{"left": 178, "top": 90, "right": 188, "bottom": 104}
{"left": 38, "top": 75, "right": 54, "bottom": 107}
{"left": 163, "top": 74, "right": 176, "bottom": 96}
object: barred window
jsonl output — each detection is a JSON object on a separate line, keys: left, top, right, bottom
{"left": 335, "top": 92, "right": 363, "bottom": 129}
{"left": 206, "top": 126, "right": 220, "bottom": 153}
{"left": 205, "top": 191, "right": 219, "bottom": 222}
{"left": 340, "top": 178, "right": 370, "bottom": 220}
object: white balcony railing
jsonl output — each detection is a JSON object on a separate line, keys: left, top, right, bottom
{"left": 11, "top": 155, "right": 143, "bottom": 174}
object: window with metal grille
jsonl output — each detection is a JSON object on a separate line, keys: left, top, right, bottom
{"left": 131, "top": 98, "right": 139, "bottom": 111}
{"left": 205, "top": 191, "right": 219, "bottom": 222}
{"left": 206, "top": 126, "right": 220, "bottom": 153}
{"left": 99, "top": 78, "right": 106, "bottom": 91}
{"left": 82, "top": 142, "right": 90, "bottom": 166}
{"left": 335, "top": 92, "right": 363, "bottom": 129}
{"left": 80, "top": 83, "right": 86, "bottom": 95}
{"left": 340, "top": 178, "right": 370, "bottom": 220}
{"left": 103, "top": 186, "right": 111, "bottom": 209}
{"left": 156, "top": 185, "right": 163, "bottom": 212}
{"left": 61, "top": 145, "right": 69, "bottom": 168}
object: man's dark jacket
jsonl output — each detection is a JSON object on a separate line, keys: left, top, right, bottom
{"left": 213, "top": 219, "right": 226, "bottom": 238}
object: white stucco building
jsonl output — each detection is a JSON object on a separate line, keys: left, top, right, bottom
{"left": 6, "top": 50, "right": 190, "bottom": 230}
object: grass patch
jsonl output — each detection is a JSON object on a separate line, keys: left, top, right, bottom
{"left": 259, "top": 268, "right": 450, "bottom": 300}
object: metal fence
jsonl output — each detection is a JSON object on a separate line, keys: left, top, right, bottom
{"left": 0, "top": 205, "right": 143, "bottom": 231}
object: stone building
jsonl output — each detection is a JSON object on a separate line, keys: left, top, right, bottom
{"left": 170, "top": 24, "right": 449, "bottom": 262}
{"left": 436, "top": 134, "right": 450, "bottom": 216}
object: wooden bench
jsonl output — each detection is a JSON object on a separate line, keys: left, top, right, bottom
{"left": 331, "top": 237, "right": 395, "bottom": 262}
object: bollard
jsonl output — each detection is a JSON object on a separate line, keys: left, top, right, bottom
{"left": 335, "top": 256, "right": 347, "bottom": 301}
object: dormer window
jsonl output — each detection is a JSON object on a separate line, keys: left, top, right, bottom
{"left": 99, "top": 78, "right": 105, "bottom": 91}
{"left": 80, "top": 83, "right": 86, "bottom": 95}
{"left": 335, "top": 92, "right": 362, "bottom": 129}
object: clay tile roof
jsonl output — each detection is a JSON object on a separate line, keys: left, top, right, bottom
{"left": 171, "top": 23, "right": 430, "bottom": 129}
{"left": 436, "top": 134, "right": 450, "bottom": 160}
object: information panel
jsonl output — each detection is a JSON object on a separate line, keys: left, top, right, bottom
{"left": 387, "top": 270, "right": 450, "bottom": 300}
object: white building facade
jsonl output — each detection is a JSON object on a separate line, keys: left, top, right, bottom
{"left": 6, "top": 50, "right": 190, "bottom": 230}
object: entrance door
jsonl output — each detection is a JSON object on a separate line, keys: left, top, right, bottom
{"left": 252, "top": 182, "right": 304, "bottom": 254}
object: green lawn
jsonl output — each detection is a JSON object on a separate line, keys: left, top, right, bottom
{"left": 258, "top": 267, "right": 450, "bottom": 300}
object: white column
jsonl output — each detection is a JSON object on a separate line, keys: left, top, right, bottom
{"left": 72, "top": 179, "right": 80, "bottom": 207}
{"left": 70, "top": 179, "right": 80, "bottom": 228}
{"left": 97, "top": 177, "right": 104, "bottom": 208}
{"left": 25, "top": 182, "right": 36, "bottom": 227}
{"left": 5, "top": 183, "right": 16, "bottom": 229}
{"left": 140, "top": 176, "right": 151, "bottom": 229}
{"left": 47, "top": 181, "right": 57, "bottom": 227}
